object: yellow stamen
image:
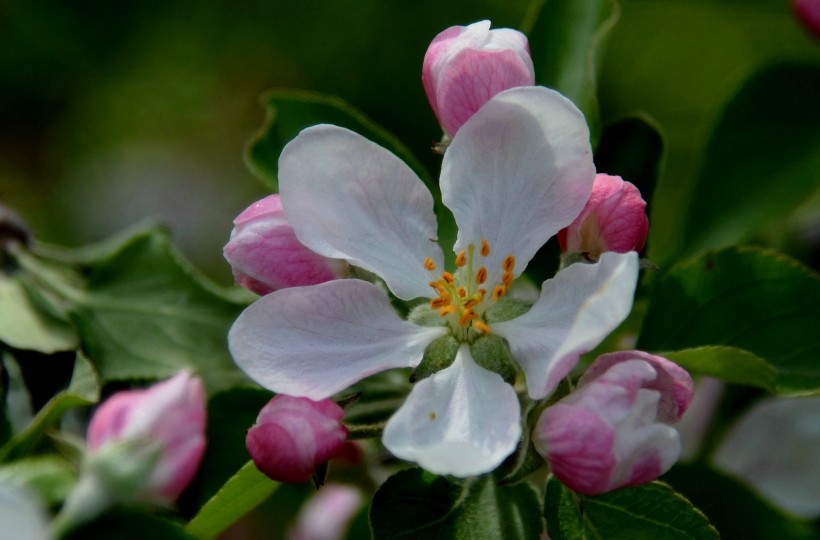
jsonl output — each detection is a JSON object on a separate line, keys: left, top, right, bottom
{"left": 441, "top": 272, "right": 455, "bottom": 284}
{"left": 464, "top": 298, "right": 480, "bottom": 309}
{"left": 475, "top": 267, "right": 488, "bottom": 285}
{"left": 503, "top": 255, "right": 516, "bottom": 273}
{"left": 502, "top": 271, "right": 514, "bottom": 288}
{"left": 473, "top": 321, "right": 491, "bottom": 334}
{"left": 481, "top": 238, "right": 491, "bottom": 257}
{"left": 424, "top": 257, "right": 437, "bottom": 271}
{"left": 457, "top": 287, "right": 467, "bottom": 298}
{"left": 438, "top": 305, "right": 457, "bottom": 316}
{"left": 491, "top": 286, "right": 506, "bottom": 301}
{"left": 431, "top": 297, "right": 449, "bottom": 309}
{"left": 478, "top": 288, "right": 487, "bottom": 296}
{"left": 429, "top": 281, "right": 446, "bottom": 293}
{"left": 455, "top": 251, "right": 467, "bottom": 267}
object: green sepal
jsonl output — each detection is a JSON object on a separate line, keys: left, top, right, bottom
{"left": 470, "top": 335, "right": 516, "bottom": 384}
{"left": 485, "top": 298, "right": 532, "bottom": 324}
{"left": 407, "top": 304, "right": 446, "bottom": 328}
{"left": 410, "top": 335, "right": 459, "bottom": 383}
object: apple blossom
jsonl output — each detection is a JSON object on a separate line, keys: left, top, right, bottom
{"left": 423, "top": 20, "right": 535, "bottom": 138}
{"left": 86, "top": 370, "right": 207, "bottom": 504}
{"left": 224, "top": 194, "right": 347, "bottom": 295}
{"left": 532, "top": 351, "right": 694, "bottom": 495}
{"left": 246, "top": 395, "right": 348, "bottom": 484}
{"left": 557, "top": 174, "right": 648, "bottom": 261}
{"left": 229, "top": 86, "right": 639, "bottom": 477}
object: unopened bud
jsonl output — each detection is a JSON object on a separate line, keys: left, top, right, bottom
{"left": 557, "top": 174, "right": 648, "bottom": 261}
{"left": 532, "top": 352, "right": 693, "bottom": 495}
{"left": 794, "top": 0, "right": 820, "bottom": 37}
{"left": 246, "top": 395, "right": 347, "bottom": 484}
{"left": 86, "top": 371, "right": 207, "bottom": 504}
{"left": 224, "top": 194, "right": 346, "bottom": 295}
{"left": 423, "top": 20, "right": 535, "bottom": 138}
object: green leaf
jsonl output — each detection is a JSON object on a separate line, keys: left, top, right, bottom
{"left": 1, "top": 352, "right": 33, "bottom": 442}
{"left": 594, "top": 115, "right": 664, "bottom": 207}
{"left": 0, "top": 352, "right": 99, "bottom": 462}
{"left": 544, "top": 475, "right": 584, "bottom": 540}
{"left": 545, "top": 476, "right": 718, "bottom": 539}
{"left": 246, "top": 89, "right": 432, "bottom": 191}
{"left": 524, "top": 0, "right": 620, "bottom": 145}
{"left": 18, "top": 226, "right": 251, "bottom": 393}
{"left": 370, "top": 468, "right": 542, "bottom": 539}
{"left": 663, "top": 346, "right": 778, "bottom": 392}
{"left": 0, "top": 273, "right": 78, "bottom": 353}
{"left": 186, "top": 461, "right": 279, "bottom": 540}
{"left": 663, "top": 463, "right": 817, "bottom": 540}
{"left": 0, "top": 454, "right": 77, "bottom": 506}
{"left": 680, "top": 63, "right": 820, "bottom": 257}
{"left": 638, "top": 247, "right": 820, "bottom": 396}
{"left": 599, "top": 1, "right": 820, "bottom": 266}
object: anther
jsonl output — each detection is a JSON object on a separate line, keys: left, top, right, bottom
{"left": 473, "top": 321, "right": 491, "bottom": 334}
{"left": 455, "top": 251, "right": 467, "bottom": 267}
{"left": 481, "top": 238, "right": 491, "bottom": 257}
{"left": 458, "top": 309, "right": 477, "bottom": 327}
{"left": 464, "top": 298, "right": 480, "bottom": 309}
{"left": 441, "top": 272, "right": 455, "bottom": 284}
{"left": 502, "top": 272, "right": 514, "bottom": 288}
{"left": 475, "top": 267, "right": 487, "bottom": 285}
{"left": 503, "top": 255, "right": 516, "bottom": 273}
{"left": 491, "top": 286, "right": 506, "bottom": 301}
{"left": 424, "top": 257, "right": 437, "bottom": 271}
{"left": 429, "top": 281, "right": 446, "bottom": 293}
{"left": 457, "top": 287, "right": 466, "bottom": 298}
{"left": 431, "top": 297, "right": 449, "bottom": 309}
{"left": 438, "top": 305, "right": 457, "bottom": 317}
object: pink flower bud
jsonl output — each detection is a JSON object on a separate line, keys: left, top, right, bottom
{"left": 557, "top": 174, "right": 649, "bottom": 259}
{"left": 288, "top": 484, "right": 363, "bottom": 540}
{"left": 223, "top": 194, "right": 346, "bottom": 295}
{"left": 246, "top": 395, "right": 348, "bottom": 484}
{"left": 532, "top": 352, "right": 693, "bottom": 495}
{"left": 423, "top": 20, "right": 535, "bottom": 138}
{"left": 87, "top": 371, "right": 207, "bottom": 503}
{"left": 794, "top": 0, "right": 820, "bottom": 37}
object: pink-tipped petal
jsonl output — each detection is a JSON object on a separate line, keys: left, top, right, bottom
{"left": 533, "top": 359, "right": 686, "bottom": 494}
{"left": 246, "top": 395, "right": 348, "bottom": 484}
{"left": 558, "top": 174, "right": 648, "bottom": 258}
{"left": 580, "top": 351, "right": 695, "bottom": 423}
{"left": 423, "top": 21, "right": 534, "bottom": 136}
{"left": 224, "top": 194, "right": 346, "bottom": 295}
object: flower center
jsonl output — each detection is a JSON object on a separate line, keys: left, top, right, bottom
{"left": 423, "top": 238, "right": 516, "bottom": 341}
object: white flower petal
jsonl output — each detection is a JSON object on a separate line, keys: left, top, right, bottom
{"left": 278, "top": 125, "right": 443, "bottom": 300}
{"left": 441, "top": 86, "right": 595, "bottom": 284}
{"left": 714, "top": 396, "right": 820, "bottom": 519}
{"left": 493, "top": 252, "right": 638, "bottom": 399}
{"left": 229, "top": 279, "right": 446, "bottom": 400}
{"left": 383, "top": 345, "right": 521, "bottom": 477}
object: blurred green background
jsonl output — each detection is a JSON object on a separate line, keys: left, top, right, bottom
{"left": 1, "top": 0, "right": 819, "bottom": 283}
